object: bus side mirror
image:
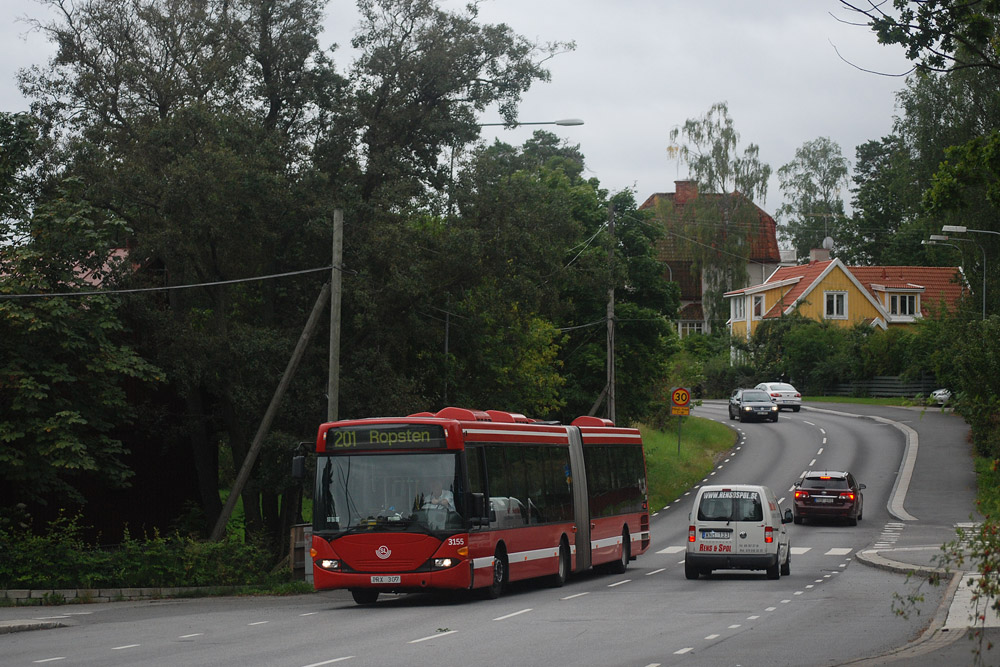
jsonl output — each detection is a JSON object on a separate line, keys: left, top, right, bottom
{"left": 469, "top": 493, "right": 492, "bottom": 526}
{"left": 291, "top": 455, "right": 306, "bottom": 480}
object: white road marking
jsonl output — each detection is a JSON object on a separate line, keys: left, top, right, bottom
{"left": 112, "top": 644, "right": 140, "bottom": 650}
{"left": 608, "top": 579, "right": 631, "bottom": 588}
{"left": 705, "top": 633, "right": 720, "bottom": 639}
{"left": 561, "top": 592, "right": 589, "bottom": 600}
{"left": 410, "top": 630, "right": 458, "bottom": 643}
{"left": 494, "top": 608, "right": 532, "bottom": 621}
{"left": 674, "top": 648, "right": 694, "bottom": 655}
{"left": 728, "top": 624, "right": 741, "bottom": 629}
{"left": 248, "top": 621, "right": 269, "bottom": 626}
{"left": 646, "top": 568, "right": 666, "bottom": 576}
{"left": 657, "top": 544, "right": 685, "bottom": 553}
{"left": 827, "top": 547, "right": 853, "bottom": 555}
{"left": 791, "top": 547, "right": 811, "bottom": 555}
{"left": 179, "top": 633, "right": 203, "bottom": 639}
{"left": 32, "top": 659, "right": 66, "bottom": 664}
{"left": 301, "top": 657, "right": 354, "bottom": 666}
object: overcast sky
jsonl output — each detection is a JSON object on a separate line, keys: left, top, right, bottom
{"left": 2, "top": 0, "right": 912, "bottom": 219}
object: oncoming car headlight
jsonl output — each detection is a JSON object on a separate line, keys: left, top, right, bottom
{"left": 771, "top": 405, "right": 778, "bottom": 411}
{"left": 743, "top": 406, "right": 752, "bottom": 411}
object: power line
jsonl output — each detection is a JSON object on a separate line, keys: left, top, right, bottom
{"left": 0, "top": 265, "right": 340, "bottom": 300}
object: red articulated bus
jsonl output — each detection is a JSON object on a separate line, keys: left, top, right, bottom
{"left": 303, "top": 407, "right": 650, "bottom": 604}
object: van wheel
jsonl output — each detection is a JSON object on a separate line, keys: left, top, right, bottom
{"left": 548, "top": 540, "right": 570, "bottom": 588}
{"left": 793, "top": 406, "right": 801, "bottom": 412}
{"left": 481, "top": 547, "right": 507, "bottom": 599}
{"left": 781, "top": 549, "right": 791, "bottom": 576}
{"left": 684, "top": 560, "right": 699, "bottom": 580}
{"left": 766, "top": 560, "right": 780, "bottom": 580}
{"left": 608, "top": 529, "right": 630, "bottom": 574}
{"left": 351, "top": 589, "right": 378, "bottom": 605}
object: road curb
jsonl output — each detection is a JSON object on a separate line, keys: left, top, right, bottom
{"left": 0, "top": 619, "right": 67, "bottom": 634}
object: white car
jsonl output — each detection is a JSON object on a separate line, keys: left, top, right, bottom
{"left": 685, "top": 484, "right": 792, "bottom": 580}
{"left": 755, "top": 382, "right": 802, "bottom": 412}
{"left": 931, "top": 388, "right": 952, "bottom": 405}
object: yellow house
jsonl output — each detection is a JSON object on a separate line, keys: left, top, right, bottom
{"left": 725, "top": 257, "right": 966, "bottom": 339}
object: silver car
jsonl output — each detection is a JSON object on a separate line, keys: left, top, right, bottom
{"left": 755, "top": 382, "right": 802, "bottom": 412}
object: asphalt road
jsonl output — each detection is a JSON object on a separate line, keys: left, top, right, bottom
{"left": 2, "top": 401, "right": 991, "bottom": 666}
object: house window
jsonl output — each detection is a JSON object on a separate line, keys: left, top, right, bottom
{"left": 732, "top": 298, "right": 746, "bottom": 321}
{"left": 889, "top": 294, "right": 917, "bottom": 316}
{"left": 679, "top": 321, "right": 704, "bottom": 338}
{"left": 825, "top": 291, "right": 847, "bottom": 319}
{"left": 752, "top": 295, "right": 764, "bottom": 320}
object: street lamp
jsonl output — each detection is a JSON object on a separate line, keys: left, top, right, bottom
{"left": 942, "top": 225, "right": 1000, "bottom": 237}
{"left": 925, "top": 236, "right": 986, "bottom": 318}
{"left": 476, "top": 118, "right": 584, "bottom": 127}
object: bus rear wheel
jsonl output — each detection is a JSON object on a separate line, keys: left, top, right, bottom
{"left": 351, "top": 589, "right": 378, "bottom": 605}
{"left": 548, "top": 540, "right": 570, "bottom": 588}
{"left": 608, "top": 529, "right": 630, "bottom": 575}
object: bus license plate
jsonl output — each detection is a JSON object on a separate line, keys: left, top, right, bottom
{"left": 701, "top": 530, "right": 730, "bottom": 539}
{"left": 370, "top": 576, "right": 401, "bottom": 584}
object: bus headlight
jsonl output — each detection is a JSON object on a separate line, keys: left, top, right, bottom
{"left": 317, "top": 559, "right": 341, "bottom": 571}
{"left": 432, "top": 558, "right": 455, "bottom": 569}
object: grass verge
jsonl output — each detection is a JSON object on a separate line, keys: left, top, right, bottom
{"left": 641, "top": 417, "right": 737, "bottom": 512}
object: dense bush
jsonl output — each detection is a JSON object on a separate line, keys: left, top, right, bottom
{"left": 0, "top": 514, "right": 276, "bottom": 590}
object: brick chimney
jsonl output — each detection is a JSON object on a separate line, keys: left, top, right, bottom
{"left": 809, "top": 248, "right": 831, "bottom": 263}
{"left": 674, "top": 180, "right": 698, "bottom": 205}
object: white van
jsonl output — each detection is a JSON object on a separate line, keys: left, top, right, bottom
{"left": 685, "top": 484, "right": 792, "bottom": 580}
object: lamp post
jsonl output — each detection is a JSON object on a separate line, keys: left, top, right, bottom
{"left": 926, "top": 235, "right": 986, "bottom": 318}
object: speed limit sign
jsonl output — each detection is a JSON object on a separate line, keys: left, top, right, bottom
{"left": 671, "top": 387, "right": 691, "bottom": 407}
{"left": 671, "top": 386, "right": 691, "bottom": 415}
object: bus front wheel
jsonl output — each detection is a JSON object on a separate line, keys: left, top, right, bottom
{"left": 481, "top": 548, "right": 507, "bottom": 599}
{"left": 351, "top": 589, "right": 378, "bottom": 605}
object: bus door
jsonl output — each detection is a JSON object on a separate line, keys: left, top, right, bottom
{"left": 566, "top": 427, "right": 591, "bottom": 572}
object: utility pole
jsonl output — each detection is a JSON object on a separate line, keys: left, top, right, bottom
{"left": 210, "top": 281, "right": 332, "bottom": 541}
{"left": 328, "top": 209, "right": 343, "bottom": 422}
{"left": 606, "top": 204, "right": 616, "bottom": 424}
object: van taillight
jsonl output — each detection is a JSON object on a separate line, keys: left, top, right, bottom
{"left": 688, "top": 525, "right": 696, "bottom": 542}
{"left": 765, "top": 526, "right": 774, "bottom": 543}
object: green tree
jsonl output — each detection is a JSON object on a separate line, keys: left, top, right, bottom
{"left": 776, "top": 137, "right": 850, "bottom": 262}
{"left": 21, "top": 0, "right": 342, "bottom": 541}
{"left": 0, "top": 180, "right": 160, "bottom": 510}
{"left": 839, "top": 0, "right": 1000, "bottom": 72}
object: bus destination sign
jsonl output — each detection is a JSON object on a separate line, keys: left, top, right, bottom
{"left": 325, "top": 424, "right": 448, "bottom": 450}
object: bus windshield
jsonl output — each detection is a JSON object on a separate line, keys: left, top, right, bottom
{"left": 314, "top": 452, "right": 464, "bottom": 535}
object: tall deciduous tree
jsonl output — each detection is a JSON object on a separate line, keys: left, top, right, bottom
{"left": 776, "top": 137, "right": 850, "bottom": 262}
{"left": 665, "top": 101, "right": 772, "bottom": 329}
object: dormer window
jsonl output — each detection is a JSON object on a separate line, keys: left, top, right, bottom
{"left": 889, "top": 294, "right": 917, "bottom": 316}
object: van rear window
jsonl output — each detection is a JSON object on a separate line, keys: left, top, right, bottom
{"left": 698, "top": 491, "right": 763, "bottom": 522}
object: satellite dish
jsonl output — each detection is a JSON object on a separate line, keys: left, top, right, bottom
{"left": 822, "top": 236, "right": 834, "bottom": 250}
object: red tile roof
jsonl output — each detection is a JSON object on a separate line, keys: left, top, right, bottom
{"left": 727, "top": 260, "right": 967, "bottom": 318}
{"left": 848, "top": 265, "right": 967, "bottom": 316}
{"left": 640, "top": 183, "right": 781, "bottom": 264}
